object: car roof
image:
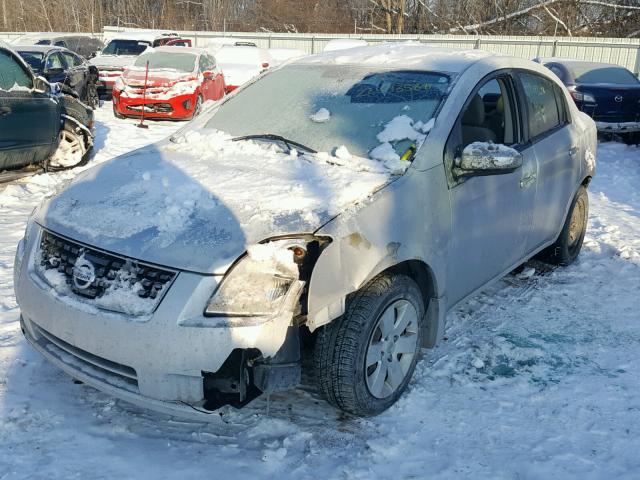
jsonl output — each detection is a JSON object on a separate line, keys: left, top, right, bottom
{"left": 295, "top": 43, "right": 502, "bottom": 73}
{"left": 14, "top": 45, "right": 73, "bottom": 54}
{"left": 107, "top": 32, "right": 179, "bottom": 43}
{"left": 152, "top": 46, "right": 205, "bottom": 55}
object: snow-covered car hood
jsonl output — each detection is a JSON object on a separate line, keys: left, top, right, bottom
{"left": 218, "top": 63, "right": 262, "bottom": 87}
{"left": 122, "top": 68, "right": 195, "bottom": 86}
{"left": 91, "top": 54, "right": 138, "bottom": 69}
{"left": 36, "top": 130, "right": 402, "bottom": 274}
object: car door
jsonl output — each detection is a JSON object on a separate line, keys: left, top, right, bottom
{"left": 515, "top": 71, "right": 579, "bottom": 252}
{"left": 0, "top": 49, "right": 60, "bottom": 170}
{"left": 445, "top": 73, "right": 537, "bottom": 306}
{"left": 208, "top": 55, "right": 225, "bottom": 100}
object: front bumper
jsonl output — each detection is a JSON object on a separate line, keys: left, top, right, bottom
{"left": 595, "top": 121, "right": 640, "bottom": 133}
{"left": 113, "top": 91, "right": 196, "bottom": 120}
{"left": 14, "top": 227, "right": 298, "bottom": 418}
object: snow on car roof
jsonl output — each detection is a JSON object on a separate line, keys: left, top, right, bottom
{"left": 296, "top": 43, "right": 498, "bottom": 73}
{"left": 13, "top": 44, "right": 69, "bottom": 53}
{"left": 216, "top": 45, "right": 272, "bottom": 64}
{"left": 107, "top": 32, "right": 177, "bottom": 43}
{"left": 153, "top": 46, "right": 206, "bottom": 55}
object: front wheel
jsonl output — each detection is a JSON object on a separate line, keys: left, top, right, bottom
{"left": 46, "top": 123, "right": 89, "bottom": 171}
{"left": 191, "top": 95, "right": 203, "bottom": 119}
{"left": 313, "top": 273, "right": 425, "bottom": 416}
{"left": 539, "top": 185, "right": 589, "bottom": 266}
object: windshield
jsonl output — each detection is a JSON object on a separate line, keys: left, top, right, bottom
{"left": 570, "top": 65, "right": 639, "bottom": 85}
{"left": 134, "top": 51, "right": 196, "bottom": 72}
{"left": 102, "top": 39, "right": 150, "bottom": 56}
{"left": 18, "top": 51, "right": 44, "bottom": 72}
{"left": 205, "top": 65, "right": 450, "bottom": 159}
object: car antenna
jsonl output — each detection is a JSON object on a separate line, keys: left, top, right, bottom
{"left": 137, "top": 60, "right": 149, "bottom": 129}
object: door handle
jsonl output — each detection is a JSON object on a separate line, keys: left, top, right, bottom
{"left": 0, "top": 106, "right": 11, "bottom": 116}
{"left": 519, "top": 174, "right": 536, "bottom": 189}
{"left": 569, "top": 145, "right": 579, "bottom": 157}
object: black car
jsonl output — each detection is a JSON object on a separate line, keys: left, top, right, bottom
{"left": 0, "top": 41, "right": 94, "bottom": 173}
{"left": 15, "top": 45, "right": 99, "bottom": 108}
{"left": 535, "top": 57, "right": 640, "bottom": 144}
{"left": 14, "top": 34, "right": 103, "bottom": 59}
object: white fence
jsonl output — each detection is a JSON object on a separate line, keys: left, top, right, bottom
{"left": 3, "top": 27, "right": 640, "bottom": 74}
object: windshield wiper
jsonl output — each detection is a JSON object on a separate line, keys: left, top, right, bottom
{"left": 232, "top": 134, "right": 316, "bottom": 154}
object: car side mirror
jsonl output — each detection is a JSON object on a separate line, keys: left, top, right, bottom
{"left": 33, "top": 76, "right": 51, "bottom": 93}
{"left": 453, "top": 142, "right": 523, "bottom": 178}
{"left": 203, "top": 70, "right": 214, "bottom": 79}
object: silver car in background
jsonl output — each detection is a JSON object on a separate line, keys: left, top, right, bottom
{"left": 14, "top": 44, "right": 596, "bottom": 419}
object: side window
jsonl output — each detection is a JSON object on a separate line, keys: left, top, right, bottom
{"left": 62, "top": 52, "right": 80, "bottom": 68}
{"left": 460, "top": 76, "right": 518, "bottom": 149}
{"left": 208, "top": 55, "right": 217, "bottom": 70}
{"left": 0, "top": 50, "right": 33, "bottom": 90}
{"left": 45, "top": 52, "right": 65, "bottom": 70}
{"left": 519, "top": 72, "right": 561, "bottom": 139}
{"left": 54, "top": 40, "right": 67, "bottom": 48}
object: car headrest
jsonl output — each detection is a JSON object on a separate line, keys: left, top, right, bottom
{"left": 462, "top": 94, "right": 485, "bottom": 126}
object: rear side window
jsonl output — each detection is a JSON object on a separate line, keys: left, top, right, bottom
{"left": 62, "top": 52, "right": 82, "bottom": 67}
{"left": 519, "top": 72, "right": 561, "bottom": 139}
{"left": 45, "top": 52, "right": 66, "bottom": 70}
{"left": 0, "top": 50, "right": 33, "bottom": 90}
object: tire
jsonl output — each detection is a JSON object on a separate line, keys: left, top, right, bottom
{"left": 85, "top": 82, "right": 99, "bottom": 110}
{"left": 112, "top": 103, "right": 124, "bottom": 119}
{"left": 313, "top": 273, "right": 425, "bottom": 416}
{"left": 46, "top": 122, "right": 89, "bottom": 171}
{"left": 539, "top": 185, "right": 589, "bottom": 266}
{"left": 191, "top": 95, "right": 203, "bottom": 119}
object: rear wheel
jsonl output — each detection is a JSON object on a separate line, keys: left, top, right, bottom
{"left": 313, "top": 273, "right": 425, "bottom": 416}
{"left": 46, "top": 122, "right": 89, "bottom": 171}
{"left": 539, "top": 185, "right": 589, "bottom": 266}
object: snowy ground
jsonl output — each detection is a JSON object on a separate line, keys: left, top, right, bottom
{"left": 1, "top": 103, "right": 639, "bottom": 479}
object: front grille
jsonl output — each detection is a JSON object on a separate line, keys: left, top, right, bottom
{"left": 36, "top": 230, "right": 176, "bottom": 313}
{"left": 126, "top": 103, "right": 173, "bottom": 113}
{"left": 32, "top": 322, "right": 139, "bottom": 392}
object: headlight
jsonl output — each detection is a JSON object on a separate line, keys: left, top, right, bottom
{"left": 114, "top": 76, "right": 125, "bottom": 91}
{"left": 16, "top": 213, "right": 37, "bottom": 265}
{"left": 205, "top": 240, "right": 305, "bottom": 318}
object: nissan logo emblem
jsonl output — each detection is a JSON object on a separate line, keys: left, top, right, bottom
{"left": 615, "top": 95, "right": 623, "bottom": 103}
{"left": 72, "top": 256, "right": 96, "bottom": 290}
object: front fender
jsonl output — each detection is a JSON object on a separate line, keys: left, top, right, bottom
{"left": 306, "top": 166, "right": 451, "bottom": 338}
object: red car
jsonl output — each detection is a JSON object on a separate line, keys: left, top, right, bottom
{"left": 112, "top": 46, "right": 225, "bottom": 120}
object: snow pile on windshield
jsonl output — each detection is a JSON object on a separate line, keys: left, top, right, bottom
{"left": 369, "top": 115, "right": 434, "bottom": 163}
{"left": 309, "top": 108, "right": 330, "bottom": 123}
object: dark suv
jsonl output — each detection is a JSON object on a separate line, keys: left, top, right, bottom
{"left": 15, "top": 45, "right": 99, "bottom": 108}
